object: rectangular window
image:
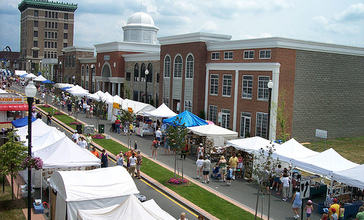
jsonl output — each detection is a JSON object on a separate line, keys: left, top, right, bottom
{"left": 44, "top": 31, "right": 47, "bottom": 38}
{"left": 55, "top": 42, "right": 57, "bottom": 48}
{"left": 55, "top": 22, "right": 57, "bottom": 29}
{"left": 256, "top": 112, "right": 268, "bottom": 139}
{"left": 244, "top": 50, "right": 254, "bottom": 59}
{"left": 64, "top": 13, "right": 68, "bottom": 20}
{"left": 184, "top": 100, "right": 192, "bottom": 112}
{"left": 126, "top": 72, "right": 131, "bottom": 81}
{"left": 55, "top": 12, "right": 58, "bottom": 19}
{"left": 48, "top": 32, "right": 51, "bottom": 38}
{"left": 259, "top": 50, "right": 271, "bottom": 59}
{"left": 242, "top": 75, "right": 253, "bottom": 99}
{"left": 33, "top": 31, "right": 38, "bottom": 37}
{"left": 224, "top": 51, "right": 233, "bottom": 60}
{"left": 64, "top": 33, "right": 68, "bottom": 39}
{"left": 222, "top": 74, "right": 232, "bottom": 97}
{"left": 52, "top": 12, "right": 55, "bottom": 18}
{"left": 64, "top": 23, "right": 68, "bottom": 29}
{"left": 54, "top": 52, "right": 57, "bottom": 58}
{"left": 211, "top": 52, "right": 220, "bottom": 60}
{"left": 221, "top": 109, "right": 230, "bottom": 129}
{"left": 52, "top": 22, "right": 54, "bottom": 29}
{"left": 45, "top": 11, "right": 48, "bottom": 18}
{"left": 63, "top": 43, "right": 68, "bottom": 48}
{"left": 51, "top": 32, "right": 54, "bottom": 38}
{"left": 44, "top": 41, "right": 47, "bottom": 48}
{"left": 210, "top": 74, "right": 219, "bottom": 95}
{"left": 34, "top": 20, "right": 38, "bottom": 27}
{"left": 55, "top": 32, "right": 57, "bottom": 39}
{"left": 257, "top": 76, "right": 270, "bottom": 100}
{"left": 51, "top": 42, "right": 54, "bottom": 48}
{"left": 45, "top": 21, "right": 47, "bottom": 28}
{"left": 208, "top": 105, "right": 217, "bottom": 125}
{"left": 32, "top": 50, "right": 38, "bottom": 58}
{"left": 34, "top": 10, "right": 38, "bottom": 17}
{"left": 240, "top": 112, "right": 251, "bottom": 137}
{"left": 33, "top": 41, "right": 38, "bottom": 47}
{"left": 48, "top": 42, "right": 50, "bottom": 48}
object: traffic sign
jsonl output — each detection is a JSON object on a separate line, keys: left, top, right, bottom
{"left": 300, "top": 180, "right": 310, "bottom": 199}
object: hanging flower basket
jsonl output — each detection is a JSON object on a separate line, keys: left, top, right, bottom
{"left": 43, "top": 104, "right": 51, "bottom": 108}
{"left": 21, "top": 156, "right": 43, "bottom": 170}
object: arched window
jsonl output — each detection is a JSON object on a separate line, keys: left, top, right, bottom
{"left": 164, "top": 55, "right": 171, "bottom": 77}
{"left": 86, "top": 65, "right": 89, "bottom": 78}
{"left": 174, "top": 55, "right": 182, "bottom": 78}
{"left": 140, "top": 63, "right": 146, "bottom": 82}
{"left": 186, "top": 54, "right": 194, "bottom": 79}
{"left": 81, "top": 66, "right": 84, "bottom": 77}
{"left": 134, "top": 63, "right": 139, "bottom": 81}
{"left": 147, "top": 63, "right": 153, "bottom": 83}
{"left": 101, "top": 63, "right": 111, "bottom": 77}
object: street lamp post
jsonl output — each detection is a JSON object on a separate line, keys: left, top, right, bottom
{"left": 28, "top": 60, "right": 31, "bottom": 73}
{"left": 145, "top": 69, "right": 149, "bottom": 104}
{"left": 39, "top": 60, "right": 42, "bottom": 73}
{"left": 267, "top": 80, "right": 273, "bottom": 140}
{"left": 59, "top": 61, "right": 62, "bottom": 83}
{"left": 25, "top": 80, "right": 37, "bottom": 220}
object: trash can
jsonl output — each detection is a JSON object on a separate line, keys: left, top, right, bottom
{"left": 35, "top": 99, "right": 40, "bottom": 104}
{"left": 76, "top": 124, "right": 83, "bottom": 134}
{"left": 98, "top": 124, "right": 105, "bottom": 133}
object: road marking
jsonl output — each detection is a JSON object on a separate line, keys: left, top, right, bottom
{"left": 140, "top": 179, "right": 198, "bottom": 217}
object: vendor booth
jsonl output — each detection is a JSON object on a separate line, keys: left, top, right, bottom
{"left": 0, "top": 91, "right": 27, "bottom": 130}
{"left": 163, "top": 111, "right": 208, "bottom": 127}
{"left": 272, "top": 138, "right": 319, "bottom": 163}
{"left": 49, "top": 166, "right": 140, "bottom": 220}
{"left": 77, "top": 194, "right": 175, "bottom": 220}
{"left": 188, "top": 124, "right": 238, "bottom": 158}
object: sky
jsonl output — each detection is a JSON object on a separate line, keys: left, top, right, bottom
{"left": 1, "top": 0, "right": 364, "bottom": 52}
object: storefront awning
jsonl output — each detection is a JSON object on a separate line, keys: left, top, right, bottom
{"left": 0, "top": 104, "right": 29, "bottom": 111}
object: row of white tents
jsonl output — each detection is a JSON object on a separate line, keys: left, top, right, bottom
{"left": 226, "top": 137, "right": 364, "bottom": 189}
{"left": 15, "top": 119, "right": 176, "bottom": 220}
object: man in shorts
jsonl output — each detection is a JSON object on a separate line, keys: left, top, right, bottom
{"left": 202, "top": 157, "right": 211, "bottom": 184}
{"left": 229, "top": 153, "right": 239, "bottom": 179}
{"left": 164, "top": 134, "right": 170, "bottom": 156}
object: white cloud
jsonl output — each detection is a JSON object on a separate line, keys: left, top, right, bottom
{"left": 334, "top": 3, "right": 364, "bottom": 22}
{"left": 200, "top": 21, "right": 219, "bottom": 32}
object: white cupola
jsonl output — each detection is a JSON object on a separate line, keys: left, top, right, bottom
{"left": 122, "top": 11, "right": 159, "bottom": 44}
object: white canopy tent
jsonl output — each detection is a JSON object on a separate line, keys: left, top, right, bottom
{"left": 142, "top": 103, "right": 177, "bottom": 118}
{"left": 121, "top": 99, "right": 156, "bottom": 114}
{"left": 24, "top": 128, "right": 66, "bottom": 150}
{"left": 15, "top": 119, "right": 60, "bottom": 142}
{"left": 77, "top": 195, "right": 175, "bottom": 220}
{"left": 189, "top": 124, "right": 238, "bottom": 146}
{"left": 226, "top": 136, "right": 271, "bottom": 154}
{"left": 272, "top": 138, "right": 319, "bottom": 163}
{"left": 54, "top": 83, "right": 74, "bottom": 89}
{"left": 49, "top": 166, "right": 140, "bottom": 220}
{"left": 24, "top": 73, "right": 37, "bottom": 78}
{"left": 292, "top": 148, "right": 359, "bottom": 177}
{"left": 66, "top": 85, "right": 90, "bottom": 96}
{"left": 113, "top": 95, "right": 123, "bottom": 105}
{"left": 33, "top": 75, "right": 47, "bottom": 82}
{"left": 15, "top": 70, "right": 27, "bottom": 76}
{"left": 332, "top": 164, "right": 364, "bottom": 189}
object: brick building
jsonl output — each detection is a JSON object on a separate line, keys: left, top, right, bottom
{"left": 18, "top": 0, "right": 77, "bottom": 77}
{"left": 69, "top": 11, "right": 363, "bottom": 142}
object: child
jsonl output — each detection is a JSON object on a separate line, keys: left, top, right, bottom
{"left": 338, "top": 202, "right": 345, "bottom": 220}
{"left": 330, "top": 208, "right": 338, "bottom": 220}
{"left": 321, "top": 208, "right": 329, "bottom": 220}
{"left": 226, "top": 166, "right": 233, "bottom": 186}
{"left": 134, "top": 141, "right": 138, "bottom": 150}
{"left": 303, "top": 200, "right": 313, "bottom": 220}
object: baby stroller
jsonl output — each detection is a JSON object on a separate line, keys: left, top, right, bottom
{"left": 211, "top": 166, "right": 221, "bottom": 179}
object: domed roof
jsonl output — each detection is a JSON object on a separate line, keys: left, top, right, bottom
{"left": 127, "top": 11, "right": 155, "bottom": 26}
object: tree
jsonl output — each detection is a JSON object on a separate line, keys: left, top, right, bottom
{"left": 0, "top": 130, "right": 27, "bottom": 200}
{"left": 275, "top": 89, "right": 291, "bottom": 143}
{"left": 119, "top": 108, "right": 134, "bottom": 148}
{"left": 252, "top": 142, "right": 280, "bottom": 220}
{"left": 166, "top": 117, "right": 188, "bottom": 179}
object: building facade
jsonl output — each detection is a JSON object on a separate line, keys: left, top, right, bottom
{"left": 18, "top": 0, "right": 77, "bottom": 77}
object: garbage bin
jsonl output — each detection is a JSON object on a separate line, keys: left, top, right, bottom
{"left": 76, "top": 124, "right": 83, "bottom": 134}
{"left": 98, "top": 124, "right": 104, "bottom": 133}
{"left": 35, "top": 99, "right": 40, "bottom": 104}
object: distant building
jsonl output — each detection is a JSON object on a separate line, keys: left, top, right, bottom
{"left": 18, "top": 0, "right": 77, "bottom": 78}
{"left": 0, "top": 46, "right": 21, "bottom": 74}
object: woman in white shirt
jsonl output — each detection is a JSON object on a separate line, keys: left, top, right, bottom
{"left": 282, "top": 172, "right": 290, "bottom": 201}
{"left": 196, "top": 156, "right": 204, "bottom": 179}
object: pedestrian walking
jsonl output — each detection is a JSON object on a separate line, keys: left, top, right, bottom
{"left": 155, "top": 127, "right": 162, "bottom": 142}
{"left": 46, "top": 112, "right": 52, "bottom": 125}
{"left": 129, "top": 153, "right": 137, "bottom": 177}
{"left": 72, "top": 130, "right": 80, "bottom": 142}
{"left": 217, "top": 156, "right": 227, "bottom": 182}
{"left": 303, "top": 200, "right": 314, "bottom": 220}
{"left": 151, "top": 138, "right": 159, "bottom": 159}
{"left": 101, "top": 149, "right": 109, "bottom": 168}
{"left": 85, "top": 133, "right": 92, "bottom": 150}
{"left": 196, "top": 156, "right": 204, "bottom": 179}
{"left": 202, "top": 157, "right": 211, "bottom": 184}
{"left": 136, "top": 150, "right": 142, "bottom": 179}
{"left": 91, "top": 147, "right": 99, "bottom": 158}
{"left": 226, "top": 166, "right": 233, "bottom": 186}
{"left": 282, "top": 172, "right": 290, "bottom": 201}
{"left": 180, "top": 142, "right": 188, "bottom": 160}
{"left": 125, "top": 149, "right": 135, "bottom": 171}
{"left": 116, "top": 151, "right": 124, "bottom": 166}
{"left": 197, "top": 143, "right": 204, "bottom": 159}
{"left": 291, "top": 187, "right": 302, "bottom": 219}
{"left": 134, "top": 141, "right": 138, "bottom": 150}
{"left": 228, "top": 153, "right": 239, "bottom": 179}
{"left": 78, "top": 137, "right": 87, "bottom": 149}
